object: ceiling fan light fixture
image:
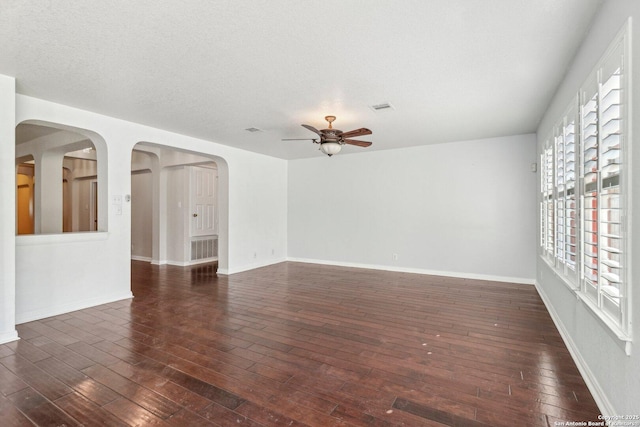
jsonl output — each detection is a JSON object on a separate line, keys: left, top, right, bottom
{"left": 320, "top": 141, "right": 342, "bottom": 157}
{"left": 285, "top": 115, "right": 372, "bottom": 156}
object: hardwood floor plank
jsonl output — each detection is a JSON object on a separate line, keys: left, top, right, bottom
{"left": 31, "top": 340, "right": 96, "bottom": 370}
{"left": 0, "top": 393, "right": 35, "bottom": 427}
{"left": 66, "top": 341, "right": 121, "bottom": 366}
{"left": 0, "top": 362, "right": 30, "bottom": 396}
{"left": 0, "top": 354, "right": 73, "bottom": 401}
{"left": 34, "top": 356, "right": 120, "bottom": 406}
{"left": 3, "top": 340, "right": 50, "bottom": 363}
{"left": 234, "top": 400, "right": 310, "bottom": 427}
{"left": 82, "top": 364, "right": 182, "bottom": 419}
{"left": 107, "top": 360, "right": 213, "bottom": 413}
{"left": 54, "top": 392, "right": 128, "bottom": 427}
{"left": 164, "top": 408, "right": 223, "bottom": 427}
{"left": 18, "top": 322, "right": 79, "bottom": 347}
{"left": 393, "top": 397, "right": 491, "bottom": 427}
{"left": 159, "top": 365, "right": 247, "bottom": 410}
{"left": 42, "top": 319, "right": 103, "bottom": 345}
{"left": 102, "top": 397, "right": 172, "bottom": 427}
{"left": 8, "top": 387, "right": 80, "bottom": 427}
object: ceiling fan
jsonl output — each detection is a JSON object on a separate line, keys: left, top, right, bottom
{"left": 283, "top": 115, "right": 372, "bottom": 156}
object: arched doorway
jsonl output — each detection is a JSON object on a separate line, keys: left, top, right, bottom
{"left": 131, "top": 142, "right": 229, "bottom": 273}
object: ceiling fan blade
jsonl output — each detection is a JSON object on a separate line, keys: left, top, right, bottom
{"left": 344, "top": 139, "right": 372, "bottom": 147}
{"left": 301, "top": 124, "right": 322, "bottom": 135}
{"left": 281, "top": 138, "right": 316, "bottom": 141}
{"left": 341, "top": 128, "right": 372, "bottom": 138}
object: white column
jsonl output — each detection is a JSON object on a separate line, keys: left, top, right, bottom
{"left": 0, "top": 75, "right": 18, "bottom": 343}
{"left": 157, "top": 167, "right": 168, "bottom": 264}
{"left": 33, "top": 150, "right": 64, "bottom": 233}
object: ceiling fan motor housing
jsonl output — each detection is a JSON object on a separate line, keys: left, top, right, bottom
{"left": 322, "top": 130, "right": 341, "bottom": 142}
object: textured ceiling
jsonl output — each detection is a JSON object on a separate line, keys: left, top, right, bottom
{"left": 1, "top": 1, "right": 602, "bottom": 159}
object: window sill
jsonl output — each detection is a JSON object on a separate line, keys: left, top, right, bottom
{"left": 16, "top": 232, "right": 109, "bottom": 246}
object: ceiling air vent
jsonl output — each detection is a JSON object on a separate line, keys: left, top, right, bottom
{"left": 370, "top": 102, "right": 394, "bottom": 112}
{"left": 245, "top": 127, "right": 263, "bottom": 133}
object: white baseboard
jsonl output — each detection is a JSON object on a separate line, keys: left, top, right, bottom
{"left": 131, "top": 255, "right": 152, "bottom": 262}
{"left": 0, "top": 330, "right": 19, "bottom": 345}
{"left": 224, "top": 257, "right": 287, "bottom": 275}
{"left": 16, "top": 292, "right": 134, "bottom": 325}
{"left": 142, "top": 258, "right": 218, "bottom": 267}
{"left": 163, "top": 258, "right": 218, "bottom": 267}
{"left": 534, "top": 281, "right": 614, "bottom": 417}
{"left": 286, "top": 257, "right": 535, "bottom": 285}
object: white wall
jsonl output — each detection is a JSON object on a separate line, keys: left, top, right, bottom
{"left": 166, "top": 167, "right": 188, "bottom": 264}
{"left": 288, "top": 134, "right": 537, "bottom": 283}
{"left": 0, "top": 75, "right": 18, "bottom": 343}
{"left": 536, "top": 0, "right": 640, "bottom": 415}
{"left": 12, "top": 94, "right": 288, "bottom": 323}
{"left": 131, "top": 171, "right": 153, "bottom": 259}
{"left": 227, "top": 153, "right": 289, "bottom": 273}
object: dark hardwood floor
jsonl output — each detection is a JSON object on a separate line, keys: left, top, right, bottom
{"left": 1, "top": 261, "right": 601, "bottom": 426}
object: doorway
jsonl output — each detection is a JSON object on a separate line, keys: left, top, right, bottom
{"left": 131, "top": 143, "right": 229, "bottom": 272}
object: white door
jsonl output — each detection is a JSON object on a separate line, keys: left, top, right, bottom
{"left": 190, "top": 166, "right": 217, "bottom": 236}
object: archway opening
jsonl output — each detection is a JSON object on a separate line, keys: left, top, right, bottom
{"left": 131, "top": 142, "right": 229, "bottom": 274}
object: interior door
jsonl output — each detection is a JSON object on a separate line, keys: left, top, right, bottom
{"left": 190, "top": 166, "right": 216, "bottom": 236}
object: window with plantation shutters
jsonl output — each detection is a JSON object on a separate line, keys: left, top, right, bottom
{"left": 539, "top": 21, "right": 630, "bottom": 340}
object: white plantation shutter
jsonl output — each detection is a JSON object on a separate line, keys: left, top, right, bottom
{"left": 552, "top": 109, "right": 578, "bottom": 278}
{"left": 580, "top": 85, "right": 599, "bottom": 296}
{"left": 563, "top": 118, "right": 577, "bottom": 271}
{"left": 598, "top": 66, "right": 624, "bottom": 321}
{"left": 555, "top": 131, "right": 565, "bottom": 264}
{"left": 541, "top": 144, "right": 554, "bottom": 258}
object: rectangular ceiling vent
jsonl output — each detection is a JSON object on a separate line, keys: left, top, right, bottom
{"left": 245, "top": 127, "right": 263, "bottom": 133}
{"left": 370, "top": 102, "right": 395, "bottom": 112}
